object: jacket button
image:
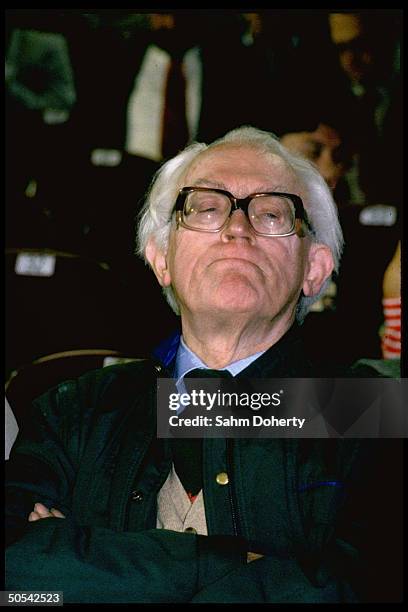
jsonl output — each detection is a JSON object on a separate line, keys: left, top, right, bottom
{"left": 130, "top": 490, "right": 144, "bottom": 502}
{"left": 184, "top": 527, "right": 197, "bottom": 534}
{"left": 216, "top": 472, "right": 229, "bottom": 485}
{"left": 154, "top": 364, "right": 162, "bottom": 372}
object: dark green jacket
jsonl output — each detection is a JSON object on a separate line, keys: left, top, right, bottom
{"left": 4, "top": 331, "right": 393, "bottom": 603}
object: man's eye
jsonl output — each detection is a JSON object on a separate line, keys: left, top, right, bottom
{"left": 186, "top": 203, "right": 218, "bottom": 216}
{"left": 198, "top": 205, "right": 217, "bottom": 213}
{"left": 195, "top": 199, "right": 221, "bottom": 212}
{"left": 196, "top": 202, "right": 217, "bottom": 211}
{"left": 256, "top": 207, "right": 282, "bottom": 219}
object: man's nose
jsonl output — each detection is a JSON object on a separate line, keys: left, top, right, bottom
{"left": 220, "top": 209, "right": 256, "bottom": 242}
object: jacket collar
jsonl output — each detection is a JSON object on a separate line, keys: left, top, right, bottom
{"left": 153, "top": 323, "right": 313, "bottom": 378}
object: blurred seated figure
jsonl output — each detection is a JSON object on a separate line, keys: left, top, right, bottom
{"left": 381, "top": 241, "right": 401, "bottom": 360}
{"left": 6, "top": 27, "right": 76, "bottom": 119}
{"left": 280, "top": 106, "right": 400, "bottom": 366}
{"left": 125, "top": 12, "right": 201, "bottom": 162}
{"left": 334, "top": 203, "right": 400, "bottom": 365}
{"left": 5, "top": 25, "right": 77, "bottom": 252}
{"left": 64, "top": 11, "right": 257, "bottom": 162}
{"left": 280, "top": 123, "right": 344, "bottom": 192}
{"left": 5, "top": 25, "right": 76, "bottom": 185}
{"left": 281, "top": 121, "right": 347, "bottom": 315}
{"left": 266, "top": 10, "right": 401, "bottom": 208}
{"left": 328, "top": 11, "right": 401, "bottom": 206}
{"left": 281, "top": 121, "right": 357, "bottom": 203}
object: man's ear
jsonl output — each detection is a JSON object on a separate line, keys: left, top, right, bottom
{"left": 303, "top": 243, "right": 334, "bottom": 297}
{"left": 145, "top": 238, "right": 172, "bottom": 287}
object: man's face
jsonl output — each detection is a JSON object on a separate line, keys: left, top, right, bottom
{"left": 148, "top": 144, "right": 333, "bottom": 328}
{"left": 281, "top": 123, "right": 347, "bottom": 192}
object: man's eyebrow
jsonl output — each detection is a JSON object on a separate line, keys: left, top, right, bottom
{"left": 190, "top": 178, "right": 291, "bottom": 193}
{"left": 191, "top": 178, "right": 226, "bottom": 189}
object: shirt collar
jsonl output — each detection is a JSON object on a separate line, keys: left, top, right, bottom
{"left": 174, "top": 335, "right": 265, "bottom": 387}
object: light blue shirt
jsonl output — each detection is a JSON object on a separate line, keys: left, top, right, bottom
{"left": 174, "top": 335, "right": 265, "bottom": 390}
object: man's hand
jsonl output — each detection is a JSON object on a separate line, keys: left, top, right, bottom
{"left": 28, "top": 502, "right": 65, "bottom": 522}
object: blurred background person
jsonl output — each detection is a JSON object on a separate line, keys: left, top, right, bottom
{"left": 328, "top": 11, "right": 402, "bottom": 206}
{"left": 278, "top": 95, "right": 400, "bottom": 367}
{"left": 381, "top": 241, "right": 401, "bottom": 360}
{"left": 243, "top": 10, "right": 402, "bottom": 208}
{"left": 5, "top": 23, "right": 76, "bottom": 249}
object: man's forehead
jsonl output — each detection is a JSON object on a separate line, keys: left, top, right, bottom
{"left": 183, "top": 144, "right": 297, "bottom": 187}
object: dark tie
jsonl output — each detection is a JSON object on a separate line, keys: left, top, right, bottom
{"left": 185, "top": 368, "right": 233, "bottom": 380}
{"left": 171, "top": 368, "right": 233, "bottom": 497}
{"left": 161, "top": 55, "right": 190, "bottom": 159}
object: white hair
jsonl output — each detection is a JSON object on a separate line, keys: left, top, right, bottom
{"left": 137, "top": 125, "right": 343, "bottom": 322}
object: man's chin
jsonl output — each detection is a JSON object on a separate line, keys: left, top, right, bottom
{"left": 202, "top": 275, "right": 265, "bottom": 310}
{"left": 204, "top": 291, "right": 261, "bottom": 315}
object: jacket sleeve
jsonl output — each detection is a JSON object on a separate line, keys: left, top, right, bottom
{"left": 5, "top": 371, "right": 246, "bottom": 603}
{"left": 190, "top": 555, "right": 357, "bottom": 603}
{"left": 5, "top": 518, "right": 247, "bottom": 603}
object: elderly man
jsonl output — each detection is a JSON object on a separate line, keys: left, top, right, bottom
{"left": 5, "top": 127, "right": 398, "bottom": 603}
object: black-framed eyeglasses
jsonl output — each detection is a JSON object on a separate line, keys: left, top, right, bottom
{"left": 172, "top": 186, "right": 313, "bottom": 237}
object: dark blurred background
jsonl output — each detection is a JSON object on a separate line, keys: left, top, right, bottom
{"left": 5, "top": 9, "right": 402, "bottom": 378}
